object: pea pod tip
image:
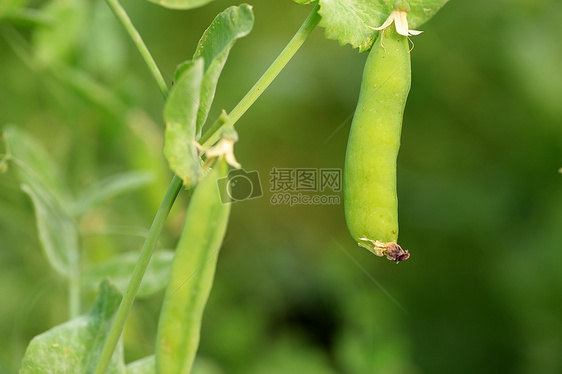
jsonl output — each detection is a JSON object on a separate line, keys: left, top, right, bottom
{"left": 385, "top": 242, "right": 410, "bottom": 263}
{"left": 358, "top": 238, "right": 410, "bottom": 263}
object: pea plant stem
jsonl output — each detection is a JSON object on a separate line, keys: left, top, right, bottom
{"left": 199, "top": 3, "right": 321, "bottom": 147}
{"left": 104, "top": 0, "right": 169, "bottom": 101}
{"left": 96, "top": 3, "right": 320, "bottom": 373}
{"left": 94, "top": 174, "right": 183, "bottom": 374}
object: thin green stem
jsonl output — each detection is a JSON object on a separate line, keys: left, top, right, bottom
{"left": 96, "top": 1, "right": 176, "bottom": 372}
{"left": 105, "top": 0, "right": 169, "bottom": 101}
{"left": 199, "top": 4, "right": 321, "bottom": 147}
{"left": 94, "top": 175, "right": 183, "bottom": 374}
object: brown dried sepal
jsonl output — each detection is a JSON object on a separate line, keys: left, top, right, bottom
{"left": 359, "top": 238, "right": 410, "bottom": 263}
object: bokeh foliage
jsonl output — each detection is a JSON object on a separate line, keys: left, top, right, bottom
{"left": 1, "top": 0, "right": 561, "bottom": 373}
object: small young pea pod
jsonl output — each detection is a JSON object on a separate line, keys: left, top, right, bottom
{"left": 343, "top": 24, "right": 411, "bottom": 263}
{"left": 156, "top": 157, "right": 230, "bottom": 374}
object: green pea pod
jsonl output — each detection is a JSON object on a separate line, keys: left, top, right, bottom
{"left": 344, "top": 24, "right": 411, "bottom": 263}
{"left": 156, "top": 158, "right": 230, "bottom": 374}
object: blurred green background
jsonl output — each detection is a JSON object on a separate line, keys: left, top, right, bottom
{"left": 1, "top": 0, "right": 561, "bottom": 373}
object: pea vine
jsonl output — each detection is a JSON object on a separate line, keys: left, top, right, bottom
{"left": 1, "top": 0, "right": 448, "bottom": 372}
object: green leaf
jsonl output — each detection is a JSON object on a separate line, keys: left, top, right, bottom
{"left": 313, "top": 0, "right": 449, "bottom": 52}
{"left": 164, "top": 5, "right": 254, "bottom": 179}
{"left": 3, "top": 126, "right": 78, "bottom": 279}
{"left": 82, "top": 250, "right": 174, "bottom": 299}
{"left": 191, "top": 4, "right": 254, "bottom": 137}
{"left": 163, "top": 58, "right": 204, "bottom": 187}
{"left": 74, "top": 171, "right": 153, "bottom": 216}
{"left": 20, "top": 280, "right": 126, "bottom": 374}
{"left": 20, "top": 183, "right": 79, "bottom": 279}
{"left": 3, "top": 125, "right": 69, "bottom": 202}
{"left": 145, "top": 0, "right": 214, "bottom": 10}
{"left": 406, "top": 0, "right": 450, "bottom": 30}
